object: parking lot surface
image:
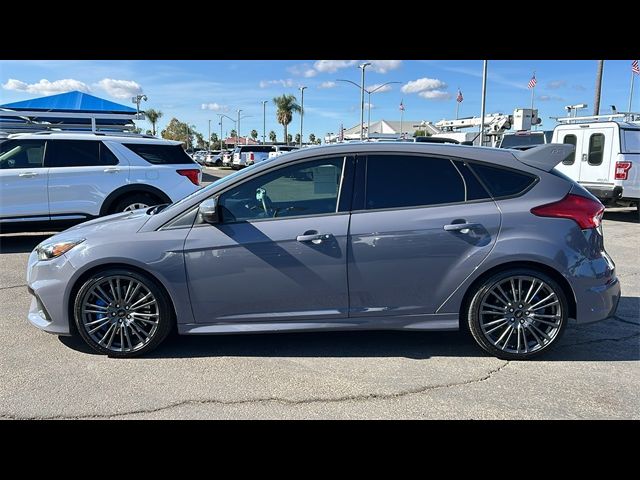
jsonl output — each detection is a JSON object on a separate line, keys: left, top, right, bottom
{"left": 1, "top": 168, "right": 638, "bottom": 419}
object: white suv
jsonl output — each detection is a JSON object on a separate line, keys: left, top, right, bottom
{"left": 0, "top": 133, "right": 202, "bottom": 230}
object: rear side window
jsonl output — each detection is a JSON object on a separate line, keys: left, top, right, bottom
{"left": 562, "top": 134, "right": 577, "bottom": 165}
{"left": 470, "top": 163, "right": 536, "bottom": 198}
{"left": 365, "top": 155, "right": 470, "bottom": 210}
{"left": 452, "top": 160, "right": 491, "bottom": 201}
{"left": 0, "top": 140, "right": 46, "bottom": 169}
{"left": 123, "top": 143, "right": 195, "bottom": 165}
{"left": 249, "top": 146, "right": 274, "bottom": 153}
{"left": 587, "top": 133, "right": 605, "bottom": 166}
{"left": 47, "top": 140, "right": 111, "bottom": 167}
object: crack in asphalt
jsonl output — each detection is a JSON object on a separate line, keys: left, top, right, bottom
{"left": 613, "top": 315, "right": 639, "bottom": 326}
{"left": 0, "top": 284, "right": 26, "bottom": 291}
{"left": 0, "top": 360, "right": 512, "bottom": 420}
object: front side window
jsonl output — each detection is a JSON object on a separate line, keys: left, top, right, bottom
{"left": 562, "top": 134, "right": 577, "bottom": 165}
{"left": 588, "top": 133, "right": 605, "bottom": 166}
{"left": 219, "top": 157, "right": 344, "bottom": 222}
{"left": 0, "top": 140, "right": 46, "bottom": 169}
{"left": 364, "top": 155, "right": 467, "bottom": 210}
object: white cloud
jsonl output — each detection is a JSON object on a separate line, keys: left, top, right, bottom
{"left": 369, "top": 60, "right": 402, "bottom": 73}
{"left": 366, "top": 83, "right": 393, "bottom": 93}
{"left": 318, "top": 81, "right": 337, "bottom": 89}
{"left": 401, "top": 77, "right": 447, "bottom": 94}
{"left": 259, "top": 79, "right": 295, "bottom": 89}
{"left": 366, "top": 102, "right": 375, "bottom": 109}
{"left": 313, "top": 60, "right": 358, "bottom": 73}
{"left": 287, "top": 63, "right": 318, "bottom": 78}
{"left": 2, "top": 78, "right": 91, "bottom": 95}
{"left": 96, "top": 78, "right": 143, "bottom": 99}
{"left": 419, "top": 90, "right": 452, "bottom": 100}
{"left": 547, "top": 80, "right": 566, "bottom": 90}
{"left": 538, "top": 94, "right": 565, "bottom": 102}
{"left": 201, "top": 103, "right": 229, "bottom": 112}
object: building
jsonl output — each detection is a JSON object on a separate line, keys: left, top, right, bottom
{"left": 325, "top": 119, "right": 441, "bottom": 143}
{"left": 224, "top": 136, "right": 258, "bottom": 146}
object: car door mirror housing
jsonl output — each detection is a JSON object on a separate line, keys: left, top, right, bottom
{"left": 198, "top": 197, "right": 219, "bottom": 224}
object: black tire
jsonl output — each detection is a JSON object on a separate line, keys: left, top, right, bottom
{"left": 112, "top": 193, "right": 157, "bottom": 213}
{"left": 466, "top": 268, "right": 568, "bottom": 360}
{"left": 73, "top": 268, "right": 173, "bottom": 357}
{"left": 215, "top": 159, "right": 222, "bottom": 167}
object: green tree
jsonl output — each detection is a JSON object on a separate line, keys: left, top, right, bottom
{"left": 413, "top": 129, "right": 431, "bottom": 137}
{"left": 161, "top": 117, "right": 193, "bottom": 147}
{"left": 269, "top": 130, "right": 277, "bottom": 142}
{"left": 273, "top": 94, "right": 301, "bottom": 145}
{"left": 309, "top": 133, "right": 316, "bottom": 144}
{"left": 295, "top": 133, "right": 301, "bottom": 145}
{"left": 316, "top": 138, "right": 322, "bottom": 145}
{"left": 145, "top": 129, "right": 153, "bottom": 135}
{"left": 144, "top": 108, "right": 163, "bottom": 136}
{"left": 250, "top": 129, "right": 258, "bottom": 142}
{"left": 287, "top": 133, "right": 293, "bottom": 144}
{"left": 230, "top": 129, "right": 237, "bottom": 139}
{"left": 132, "top": 126, "right": 142, "bottom": 134}
{"left": 194, "top": 131, "right": 206, "bottom": 149}
{"left": 210, "top": 132, "right": 219, "bottom": 146}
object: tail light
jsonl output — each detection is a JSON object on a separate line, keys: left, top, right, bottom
{"left": 531, "top": 193, "right": 604, "bottom": 229}
{"left": 177, "top": 169, "right": 201, "bottom": 186}
{"left": 249, "top": 153, "right": 254, "bottom": 162}
{"left": 615, "top": 161, "right": 632, "bottom": 180}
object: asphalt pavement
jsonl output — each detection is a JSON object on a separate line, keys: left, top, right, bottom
{"left": 0, "top": 169, "right": 638, "bottom": 419}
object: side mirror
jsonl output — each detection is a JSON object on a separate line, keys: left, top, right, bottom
{"left": 198, "top": 197, "right": 219, "bottom": 224}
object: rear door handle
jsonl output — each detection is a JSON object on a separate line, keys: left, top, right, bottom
{"left": 443, "top": 223, "right": 482, "bottom": 233}
{"left": 297, "top": 233, "right": 333, "bottom": 243}
{"left": 104, "top": 167, "right": 120, "bottom": 173}
{"left": 18, "top": 172, "right": 38, "bottom": 178}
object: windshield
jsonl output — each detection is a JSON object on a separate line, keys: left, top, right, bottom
{"left": 500, "top": 133, "right": 545, "bottom": 148}
{"left": 159, "top": 160, "right": 267, "bottom": 214}
{"left": 622, "top": 129, "right": 640, "bottom": 153}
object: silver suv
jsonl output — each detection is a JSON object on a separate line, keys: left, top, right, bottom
{"left": 0, "top": 132, "right": 202, "bottom": 231}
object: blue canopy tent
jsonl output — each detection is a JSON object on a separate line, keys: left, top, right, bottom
{"left": 0, "top": 91, "right": 142, "bottom": 134}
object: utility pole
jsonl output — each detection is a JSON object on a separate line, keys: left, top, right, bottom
{"left": 299, "top": 86, "right": 307, "bottom": 147}
{"left": 262, "top": 100, "right": 267, "bottom": 144}
{"left": 479, "top": 60, "right": 488, "bottom": 147}
{"left": 594, "top": 60, "right": 605, "bottom": 115}
{"left": 358, "top": 63, "right": 371, "bottom": 140}
{"left": 237, "top": 109, "right": 242, "bottom": 145}
{"left": 208, "top": 119, "right": 211, "bottom": 152}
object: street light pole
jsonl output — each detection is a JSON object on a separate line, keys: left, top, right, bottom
{"left": 299, "top": 86, "right": 307, "bottom": 147}
{"left": 237, "top": 109, "right": 242, "bottom": 145}
{"left": 262, "top": 100, "right": 267, "bottom": 144}
{"left": 208, "top": 119, "right": 211, "bottom": 152}
{"left": 358, "top": 63, "right": 371, "bottom": 140}
{"left": 479, "top": 60, "right": 488, "bottom": 147}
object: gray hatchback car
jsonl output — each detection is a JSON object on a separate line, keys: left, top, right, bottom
{"left": 26, "top": 142, "right": 620, "bottom": 359}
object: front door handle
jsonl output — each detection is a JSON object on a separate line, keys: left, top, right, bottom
{"left": 296, "top": 233, "right": 333, "bottom": 243}
{"left": 104, "top": 167, "right": 120, "bottom": 173}
{"left": 582, "top": 153, "right": 588, "bottom": 162}
{"left": 18, "top": 172, "right": 38, "bottom": 178}
{"left": 443, "top": 223, "right": 482, "bottom": 233}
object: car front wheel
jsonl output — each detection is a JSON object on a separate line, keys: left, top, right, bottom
{"left": 466, "top": 268, "right": 568, "bottom": 360}
{"left": 74, "top": 269, "right": 172, "bottom": 357}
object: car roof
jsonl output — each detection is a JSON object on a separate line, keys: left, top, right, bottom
{"left": 6, "top": 132, "right": 183, "bottom": 145}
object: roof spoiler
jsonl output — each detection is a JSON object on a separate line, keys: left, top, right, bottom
{"left": 513, "top": 144, "right": 575, "bottom": 172}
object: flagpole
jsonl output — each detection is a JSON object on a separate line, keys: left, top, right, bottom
{"left": 530, "top": 72, "right": 535, "bottom": 110}
{"left": 400, "top": 109, "right": 404, "bottom": 140}
{"left": 455, "top": 98, "right": 460, "bottom": 119}
{"left": 629, "top": 69, "right": 635, "bottom": 113}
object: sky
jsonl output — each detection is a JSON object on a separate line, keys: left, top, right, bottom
{"left": 1, "top": 59, "right": 638, "bottom": 142}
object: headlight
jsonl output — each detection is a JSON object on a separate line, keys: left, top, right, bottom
{"left": 36, "top": 238, "right": 85, "bottom": 261}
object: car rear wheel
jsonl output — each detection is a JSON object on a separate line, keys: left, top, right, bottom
{"left": 74, "top": 269, "right": 172, "bottom": 357}
{"left": 466, "top": 268, "right": 568, "bottom": 360}
{"left": 113, "top": 193, "right": 156, "bottom": 213}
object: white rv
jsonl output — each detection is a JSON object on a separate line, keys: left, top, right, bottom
{"left": 552, "top": 113, "right": 640, "bottom": 215}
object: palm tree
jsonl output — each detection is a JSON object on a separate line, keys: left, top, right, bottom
{"left": 273, "top": 94, "right": 301, "bottom": 146}
{"left": 145, "top": 108, "right": 163, "bottom": 136}
{"left": 309, "top": 133, "right": 316, "bottom": 144}
{"left": 269, "top": 130, "right": 277, "bottom": 142}
{"left": 250, "top": 129, "right": 258, "bottom": 142}
{"left": 295, "top": 133, "right": 301, "bottom": 145}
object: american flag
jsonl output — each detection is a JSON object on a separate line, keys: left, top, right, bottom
{"left": 528, "top": 73, "right": 537, "bottom": 89}
{"left": 633, "top": 60, "right": 640, "bottom": 75}
{"left": 456, "top": 89, "right": 463, "bottom": 103}
{"left": 399, "top": 100, "right": 405, "bottom": 111}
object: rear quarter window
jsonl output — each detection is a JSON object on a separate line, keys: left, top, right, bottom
{"left": 469, "top": 163, "right": 537, "bottom": 198}
{"left": 123, "top": 143, "right": 195, "bottom": 165}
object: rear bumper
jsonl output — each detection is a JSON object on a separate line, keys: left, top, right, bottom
{"left": 582, "top": 183, "right": 623, "bottom": 201}
{"left": 574, "top": 273, "right": 621, "bottom": 324}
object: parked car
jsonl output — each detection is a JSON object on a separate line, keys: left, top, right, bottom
{"left": 26, "top": 142, "right": 619, "bottom": 358}
{"left": 222, "top": 150, "right": 234, "bottom": 167}
{"left": 232, "top": 145, "right": 274, "bottom": 169}
{"left": 203, "top": 150, "right": 223, "bottom": 167}
{"left": 267, "top": 145, "right": 299, "bottom": 159}
{"left": 552, "top": 117, "right": 639, "bottom": 217}
{"left": 0, "top": 132, "right": 202, "bottom": 231}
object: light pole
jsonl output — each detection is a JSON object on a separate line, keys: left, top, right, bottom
{"left": 337, "top": 79, "right": 400, "bottom": 140}
{"left": 131, "top": 94, "right": 147, "bottom": 117}
{"left": 262, "top": 100, "right": 268, "bottom": 144}
{"left": 236, "top": 109, "right": 243, "bottom": 145}
{"left": 479, "top": 60, "right": 488, "bottom": 147}
{"left": 218, "top": 113, "right": 237, "bottom": 148}
{"left": 299, "top": 86, "right": 307, "bottom": 147}
{"left": 358, "top": 63, "right": 371, "bottom": 140}
{"left": 208, "top": 119, "right": 211, "bottom": 152}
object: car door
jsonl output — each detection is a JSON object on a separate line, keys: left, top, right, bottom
{"left": 578, "top": 127, "right": 614, "bottom": 184}
{"left": 46, "top": 140, "right": 128, "bottom": 218}
{"left": 347, "top": 153, "right": 501, "bottom": 319}
{"left": 184, "top": 156, "right": 352, "bottom": 324}
{"left": 0, "top": 139, "right": 49, "bottom": 221}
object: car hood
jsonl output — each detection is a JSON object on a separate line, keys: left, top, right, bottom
{"left": 47, "top": 209, "right": 152, "bottom": 244}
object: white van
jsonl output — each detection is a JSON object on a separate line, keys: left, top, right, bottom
{"left": 552, "top": 115, "right": 640, "bottom": 214}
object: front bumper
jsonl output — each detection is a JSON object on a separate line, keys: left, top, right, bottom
{"left": 26, "top": 249, "right": 76, "bottom": 335}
